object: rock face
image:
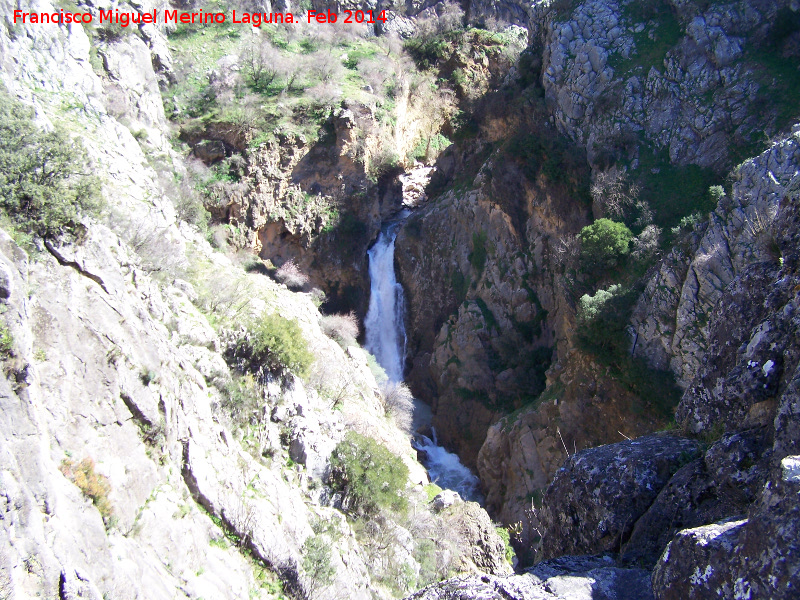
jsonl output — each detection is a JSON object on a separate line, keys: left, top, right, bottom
{"left": 526, "top": 130, "right": 800, "bottom": 596}
{"left": 632, "top": 128, "right": 800, "bottom": 392}
{"left": 476, "top": 349, "right": 673, "bottom": 557}
{"left": 536, "top": 434, "right": 701, "bottom": 561}
{"left": 464, "top": 2, "right": 800, "bottom": 573}
{"left": 404, "top": 555, "right": 653, "bottom": 600}
{"left": 442, "top": 501, "right": 514, "bottom": 577}
{"left": 539, "top": 0, "right": 791, "bottom": 171}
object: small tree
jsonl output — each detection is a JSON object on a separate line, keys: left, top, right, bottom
{"left": 0, "top": 86, "right": 102, "bottom": 241}
{"left": 227, "top": 312, "right": 314, "bottom": 381}
{"left": 302, "top": 534, "right": 336, "bottom": 598}
{"left": 578, "top": 218, "right": 633, "bottom": 271}
{"left": 329, "top": 432, "right": 409, "bottom": 517}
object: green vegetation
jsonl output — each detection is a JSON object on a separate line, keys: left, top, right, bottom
{"left": 579, "top": 284, "right": 622, "bottom": 322}
{"left": 475, "top": 297, "right": 499, "bottom": 331}
{"left": 165, "top": 3, "right": 410, "bottom": 149}
{"left": 450, "top": 270, "right": 470, "bottom": 305}
{"left": 411, "top": 133, "right": 451, "bottom": 162}
{"left": 579, "top": 218, "right": 633, "bottom": 271}
{"left": 469, "top": 232, "right": 489, "bottom": 277}
{"left": 424, "top": 483, "right": 444, "bottom": 502}
{"left": 576, "top": 284, "right": 680, "bottom": 420}
{"left": 495, "top": 526, "right": 516, "bottom": 564}
{"left": 219, "top": 373, "right": 263, "bottom": 426}
{"left": 60, "top": 458, "right": 115, "bottom": 527}
{"left": 610, "top": 0, "right": 683, "bottom": 75}
{"left": 0, "top": 86, "right": 102, "bottom": 242}
{"left": 228, "top": 312, "right": 314, "bottom": 381}
{"left": 329, "top": 431, "right": 409, "bottom": 517}
{"left": 505, "top": 129, "right": 591, "bottom": 202}
{"left": 0, "top": 321, "right": 13, "bottom": 358}
{"left": 630, "top": 148, "right": 718, "bottom": 232}
{"left": 301, "top": 534, "right": 336, "bottom": 597}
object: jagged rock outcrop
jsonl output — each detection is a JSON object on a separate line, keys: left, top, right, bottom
{"left": 460, "top": 2, "right": 800, "bottom": 575}
{"left": 528, "top": 130, "right": 800, "bottom": 596}
{"left": 632, "top": 127, "right": 800, "bottom": 391}
{"left": 536, "top": 434, "right": 701, "bottom": 561}
{"left": 476, "top": 348, "right": 675, "bottom": 557}
{"left": 404, "top": 555, "right": 654, "bottom": 600}
{"left": 395, "top": 145, "right": 583, "bottom": 467}
{"left": 540, "top": 0, "right": 794, "bottom": 171}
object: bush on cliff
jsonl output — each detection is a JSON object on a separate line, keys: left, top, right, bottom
{"left": 579, "top": 218, "right": 633, "bottom": 272}
{"left": 227, "top": 312, "right": 314, "bottom": 381}
{"left": 0, "top": 86, "right": 102, "bottom": 242}
{"left": 329, "top": 431, "right": 408, "bottom": 517}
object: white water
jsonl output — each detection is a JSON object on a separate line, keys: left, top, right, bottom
{"left": 415, "top": 429, "right": 483, "bottom": 502}
{"left": 363, "top": 219, "right": 483, "bottom": 503}
{"left": 364, "top": 225, "right": 407, "bottom": 383}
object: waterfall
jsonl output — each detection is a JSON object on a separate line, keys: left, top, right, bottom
{"left": 364, "top": 224, "right": 407, "bottom": 383}
{"left": 363, "top": 217, "right": 483, "bottom": 503}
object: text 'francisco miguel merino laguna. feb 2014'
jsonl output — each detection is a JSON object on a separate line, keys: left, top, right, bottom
{"left": 12, "top": 7, "right": 391, "bottom": 27}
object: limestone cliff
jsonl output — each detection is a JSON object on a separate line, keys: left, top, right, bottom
{"left": 0, "top": 2, "right": 512, "bottom": 598}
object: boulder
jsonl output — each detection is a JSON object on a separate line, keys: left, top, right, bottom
{"left": 431, "top": 489, "right": 462, "bottom": 512}
{"left": 537, "top": 434, "right": 701, "bottom": 561}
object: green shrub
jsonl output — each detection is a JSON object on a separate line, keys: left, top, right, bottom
{"left": 708, "top": 185, "right": 725, "bottom": 204}
{"left": 495, "top": 526, "right": 516, "bottom": 564}
{"left": 576, "top": 285, "right": 681, "bottom": 420}
{"left": 219, "top": 373, "right": 262, "bottom": 426}
{"left": 328, "top": 431, "right": 409, "bottom": 517}
{"left": 301, "top": 534, "right": 336, "bottom": 597}
{"left": 0, "top": 86, "right": 102, "bottom": 240}
{"left": 579, "top": 284, "right": 622, "bottom": 322}
{"left": 579, "top": 218, "right": 633, "bottom": 271}
{"left": 228, "top": 312, "right": 314, "bottom": 381}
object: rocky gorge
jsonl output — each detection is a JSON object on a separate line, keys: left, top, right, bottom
{"left": 1, "top": 0, "right": 799, "bottom": 598}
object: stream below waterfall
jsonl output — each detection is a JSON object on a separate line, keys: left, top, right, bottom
{"left": 363, "top": 216, "right": 483, "bottom": 503}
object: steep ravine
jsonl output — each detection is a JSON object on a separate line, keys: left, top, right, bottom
{"left": 0, "top": 2, "right": 514, "bottom": 598}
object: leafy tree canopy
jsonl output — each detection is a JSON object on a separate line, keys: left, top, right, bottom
{"left": 579, "top": 218, "right": 633, "bottom": 271}
{"left": 0, "top": 86, "right": 102, "bottom": 241}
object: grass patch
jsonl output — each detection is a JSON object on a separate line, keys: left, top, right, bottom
{"left": 610, "top": 0, "right": 683, "bottom": 75}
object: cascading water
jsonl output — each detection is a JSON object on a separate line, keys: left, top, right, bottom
{"left": 414, "top": 429, "right": 483, "bottom": 502}
{"left": 364, "top": 223, "right": 407, "bottom": 383}
{"left": 364, "top": 216, "right": 483, "bottom": 503}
